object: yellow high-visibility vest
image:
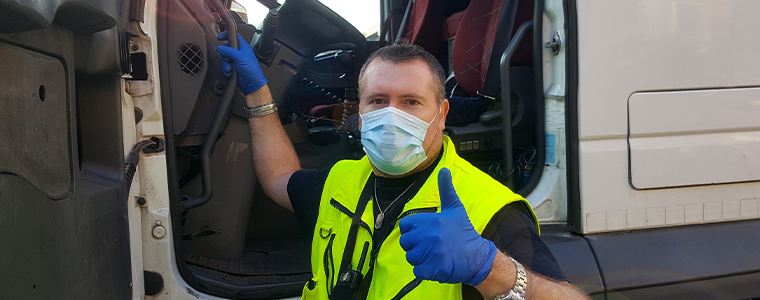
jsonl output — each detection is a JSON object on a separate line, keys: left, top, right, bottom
{"left": 302, "top": 136, "right": 535, "bottom": 299}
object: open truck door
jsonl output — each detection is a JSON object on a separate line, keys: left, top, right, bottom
{"left": 0, "top": 0, "right": 139, "bottom": 298}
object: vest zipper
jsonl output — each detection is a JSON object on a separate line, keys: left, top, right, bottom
{"left": 394, "top": 207, "right": 437, "bottom": 223}
{"left": 362, "top": 207, "right": 438, "bottom": 264}
{"left": 330, "top": 199, "right": 373, "bottom": 236}
{"left": 367, "top": 207, "right": 439, "bottom": 266}
{"left": 359, "top": 206, "right": 440, "bottom": 285}
{"left": 390, "top": 278, "right": 423, "bottom": 300}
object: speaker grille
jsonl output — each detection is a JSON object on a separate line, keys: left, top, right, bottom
{"left": 177, "top": 43, "right": 204, "bottom": 77}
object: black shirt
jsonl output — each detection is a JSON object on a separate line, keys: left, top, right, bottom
{"left": 287, "top": 160, "right": 568, "bottom": 291}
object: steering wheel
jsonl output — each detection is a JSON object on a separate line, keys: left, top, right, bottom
{"left": 270, "top": 0, "right": 367, "bottom": 60}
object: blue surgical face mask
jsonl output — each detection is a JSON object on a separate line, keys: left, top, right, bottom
{"left": 360, "top": 107, "right": 437, "bottom": 176}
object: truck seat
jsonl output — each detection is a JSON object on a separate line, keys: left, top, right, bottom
{"left": 447, "top": 0, "right": 534, "bottom": 125}
{"left": 400, "top": 0, "right": 444, "bottom": 56}
{"left": 451, "top": 0, "right": 534, "bottom": 97}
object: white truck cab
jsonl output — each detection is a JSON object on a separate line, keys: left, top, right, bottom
{"left": 1, "top": 0, "right": 759, "bottom": 299}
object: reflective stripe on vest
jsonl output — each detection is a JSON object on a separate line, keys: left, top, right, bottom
{"left": 301, "top": 136, "right": 536, "bottom": 300}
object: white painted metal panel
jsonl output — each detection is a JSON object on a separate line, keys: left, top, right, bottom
{"left": 628, "top": 88, "right": 760, "bottom": 189}
{"left": 630, "top": 132, "right": 760, "bottom": 189}
{"left": 629, "top": 88, "right": 760, "bottom": 136}
{"left": 578, "top": 0, "right": 760, "bottom": 141}
{"left": 527, "top": 0, "right": 570, "bottom": 223}
{"left": 576, "top": 0, "right": 760, "bottom": 233}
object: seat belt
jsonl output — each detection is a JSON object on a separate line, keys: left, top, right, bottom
{"left": 395, "top": 0, "right": 415, "bottom": 43}
{"left": 379, "top": 13, "right": 393, "bottom": 46}
{"left": 475, "top": 0, "right": 520, "bottom": 115}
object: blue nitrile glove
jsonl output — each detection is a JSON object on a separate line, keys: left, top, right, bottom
{"left": 216, "top": 31, "right": 268, "bottom": 95}
{"left": 398, "top": 168, "right": 498, "bottom": 286}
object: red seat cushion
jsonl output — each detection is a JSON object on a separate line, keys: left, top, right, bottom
{"left": 307, "top": 104, "right": 339, "bottom": 119}
{"left": 401, "top": 0, "right": 443, "bottom": 55}
{"left": 442, "top": 10, "right": 465, "bottom": 40}
{"left": 451, "top": 0, "right": 504, "bottom": 96}
{"left": 451, "top": 0, "right": 533, "bottom": 96}
{"left": 401, "top": 0, "right": 428, "bottom": 43}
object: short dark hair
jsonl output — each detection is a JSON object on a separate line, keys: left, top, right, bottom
{"left": 358, "top": 41, "right": 446, "bottom": 104}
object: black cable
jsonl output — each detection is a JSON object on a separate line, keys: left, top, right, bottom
{"left": 125, "top": 139, "right": 157, "bottom": 190}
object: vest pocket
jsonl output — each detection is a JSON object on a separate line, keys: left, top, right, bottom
{"left": 301, "top": 275, "right": 319, "bottom": 299}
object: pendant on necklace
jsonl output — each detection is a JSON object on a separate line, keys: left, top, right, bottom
{"left": 375, "top": 213, "right": 384, "bottom": 229}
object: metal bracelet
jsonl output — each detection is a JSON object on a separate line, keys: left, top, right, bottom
{"left": 494, "top": 257, "right": 527, "bottom": 300}
{"left": 244, "top": 102, "right": 278, "bottom": 119}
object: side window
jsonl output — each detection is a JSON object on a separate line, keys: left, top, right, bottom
{"left": 234, "top": 0, "right": 282, "bottom": 25}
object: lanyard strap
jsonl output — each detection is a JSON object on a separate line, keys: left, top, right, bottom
{"left": 338, "top": 174, "right": 374, "bottom": 272}
{"left": 330, "top": 175, "right": 375, "bottom": 300}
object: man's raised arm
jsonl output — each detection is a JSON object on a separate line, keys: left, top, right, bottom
{"left": 216, "top": 32, "right": 299, "bottom": 211}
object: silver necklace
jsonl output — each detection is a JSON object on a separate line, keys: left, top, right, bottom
{"left": 373, "top": 178, "right": 417, "bottom": 230}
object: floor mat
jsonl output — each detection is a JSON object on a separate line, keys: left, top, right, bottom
{"left": 186, "top": 238, "right": 311, "bottom": 276}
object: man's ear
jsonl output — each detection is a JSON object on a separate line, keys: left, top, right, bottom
{"left": 439, "top": 99, "right": 450, "bottom": 126}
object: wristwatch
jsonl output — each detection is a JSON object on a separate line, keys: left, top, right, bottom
{"left": 494, "top": 257, "right": 527, "bottom": 300}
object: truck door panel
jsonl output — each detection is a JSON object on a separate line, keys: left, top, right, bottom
{"left": 0, "top": 0, "right": 132, "bottom": 298}
{"left": 0, "top": 43, "right": 70, "bottom": 199}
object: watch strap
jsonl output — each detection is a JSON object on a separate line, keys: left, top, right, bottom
{"left": 494, "top": 257, "right": 527, "bottom": 300}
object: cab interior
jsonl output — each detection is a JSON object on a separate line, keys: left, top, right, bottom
{"left": 158, "top": 0, "right": 546, "bottom": 298}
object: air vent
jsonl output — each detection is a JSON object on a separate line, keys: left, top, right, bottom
{"left": 177, "top": 43, "right": 204, "bottom": 77}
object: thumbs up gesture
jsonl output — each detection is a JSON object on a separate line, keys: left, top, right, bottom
{"left": 398, "top": 168, "right": 498, "bottom": 286}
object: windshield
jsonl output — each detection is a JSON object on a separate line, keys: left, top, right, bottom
{"left": 236, "top": 0, "right": 379, "bottom": 39}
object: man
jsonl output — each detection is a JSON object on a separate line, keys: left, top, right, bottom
{"left": 217, "top": 32, "right": 587, "bottom": 299}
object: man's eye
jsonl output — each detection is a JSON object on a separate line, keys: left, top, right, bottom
{"left": 371, "top": 99, "right": 384, "bottom": 104}
{"left": 407, "top": 99, "right": 419, "bottom": 105}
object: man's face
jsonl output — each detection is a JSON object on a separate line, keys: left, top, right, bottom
{"left": 358, "top": 58, "right": 450, "bottom": 176}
